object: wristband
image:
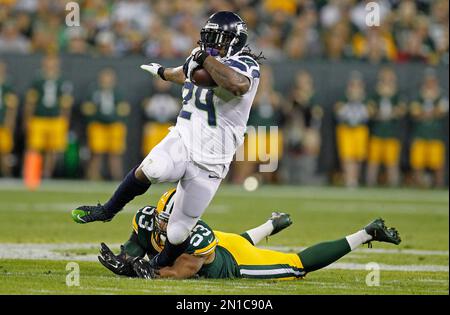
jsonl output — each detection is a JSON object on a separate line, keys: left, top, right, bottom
{"left": 157, "top": 66, "right": 167, "bottom": 80}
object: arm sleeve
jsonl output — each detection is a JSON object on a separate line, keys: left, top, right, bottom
{"left": 123, "top": 232, "right": 146, "bottom": 258}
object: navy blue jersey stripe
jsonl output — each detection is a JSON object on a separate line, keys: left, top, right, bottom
{"left": 179, "top": 110, "right": 192, "bottom": 120}
{"left": 225, "top": 59, "right": 248, "bottom": 72}
{"left": 238, "top": 56, "right": 258, "bottom": 69}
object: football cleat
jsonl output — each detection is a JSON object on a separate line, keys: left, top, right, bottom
{"left": 269, "top": 212, "right": 293, "bottom": 236}
{"left": 71, "top": 203, "right": 115, "bottom": 224}
{"left": 364, "top": 218, "right": 401, "bottom": 246}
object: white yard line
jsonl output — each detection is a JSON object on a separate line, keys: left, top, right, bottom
{"left": 326, "top": 263, "right": 448, "bottom": 272}
{"left": 0, "top": 243, "right": 448, "bottom": 273}
{"left": 264, "top": 246, "right": 450, "bottom": 256}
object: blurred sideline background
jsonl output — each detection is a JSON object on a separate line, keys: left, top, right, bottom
{"left": 0, "top": 0, "right": 448, "bottom": 188}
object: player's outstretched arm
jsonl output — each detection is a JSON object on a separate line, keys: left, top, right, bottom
{"left": 140, "top": 63, "right": 186, "bottom": 85}
{"left": 157, "top": 253, "right": 207, "bottom": 279}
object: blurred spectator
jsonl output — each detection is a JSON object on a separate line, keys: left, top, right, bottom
{"left": 0, "top": 0, "right": 445, "bottom": 64}
{"left": 284, "top": 70, "right": 323, "bottom": 184}
{"left": 366, "top": 67, "right": 406, "bottom": 187}
{"left": 141, "top": 79, "right": 180, "bottom": 157}
{"left": 0, "top": 61, "right": 18, "bottom": 177}
{"left": 81, "top": 68, "right": 130, "bottom": 181}
{"left": 335, "top": 72, "right": 370, "bottom": 188}
{"left": 65, "top": 27, "right": 89, "bottom": 55}
{"left": 409, "top": 69, "right": 449, "bottom": 187}
{"left": 323, "top": 21, "right": 353, "bottom": 61}
{"left": 0, "top": 19, "right": 31, "bottom": 54}
{"left": 232, "top": 65, "right": 284, "bottom": 184}
{"left": 24, "top": 54, "right": 74, "bottom": 178}
{"left": 352, "top": 27, "right": 397, "bottom": 64}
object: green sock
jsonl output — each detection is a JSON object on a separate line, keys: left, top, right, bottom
{"left": 298, "top": 238, "right": 351, "bottom": 273}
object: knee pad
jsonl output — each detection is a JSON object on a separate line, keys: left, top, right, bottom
{"left": 167, "top": 221, "right": 192, "bottom": 245}
{"left": 140, "top": 153, "right": 173, "bottom": 183}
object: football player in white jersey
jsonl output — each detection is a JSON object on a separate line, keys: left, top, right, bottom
{"left": 71, "top": 12, "right": 262, "bottom": 270}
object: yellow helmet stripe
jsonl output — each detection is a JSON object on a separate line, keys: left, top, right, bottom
{"left": 132, "top": 214, "right": 138, "bottom": 233}
{"left": 156, "top": 188, "right": 177, "bottom": 214}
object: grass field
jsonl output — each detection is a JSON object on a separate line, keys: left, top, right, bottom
{"left": 0, "top": 180, "right": 448, "bottom": 295}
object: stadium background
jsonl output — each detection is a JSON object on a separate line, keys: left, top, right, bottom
{"left": 0, "top": 0, "right": 449, "bottom": 185}
{"left": 0, "top": 0, "right": 449, "bottom": 296}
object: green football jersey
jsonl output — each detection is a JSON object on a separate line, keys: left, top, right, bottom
{"left": 197, "top": 246, "right": 240, "bottom": 279}
{"left": 132, "top": 206, "right": 218, "bottom": 258}
{"left": 411, "top": 95, "right": 449, "bottom": 140}
{"left": 29, "top": 77, "right": 73, "bottom": 117}
{"left": 0, "top": 83, "right": 13, "bottom": 124}
{"left": 131, "top": 206, "right": 241, "bottom": 278}
{"left": 336, "top": 98, "right": 369, "bottom": 126}
{"left": 86, "top": 87, "right": 126, "bottom": 123}
{"left": 369, "top": 94, "right": 403, "bottom": 138}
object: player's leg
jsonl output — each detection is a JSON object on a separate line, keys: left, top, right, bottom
{"left": 385, "top": 138, "right": 401, "bottom": 187}
{"left": 107, "top": 122, "right": 127, "bottom": 181}
{"left": 299, "top": 218, "right": 401, "bottom": 273}
{"left": 151, "top": 166, "right": 222, "bottom": 267}
{"left": 241, "top": 212, "right": 292, "bottom": 245}
{"left": 72, "top": 130, "right": 187, "bottom": 223}
{"left": 410, "top": 139, "right": 426, "bottom": 186}
{"left": 366, "top": 136, "right": 381, "bottom": 186}
{"left": 428, "top": 140, "right": 445, "bottom": 187}
{"left": 42, "top": 151, "right": 57, "bottom": 178}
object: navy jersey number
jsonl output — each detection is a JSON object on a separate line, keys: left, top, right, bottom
{"left": 182, "top": 82, "right": 216, "bottom": 126}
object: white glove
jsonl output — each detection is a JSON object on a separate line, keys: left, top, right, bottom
{"left": 183, "top": 47, "right": 201, "bottom": 81}
{"left": 140, "top": 63, "right": 163, "bottom": 77}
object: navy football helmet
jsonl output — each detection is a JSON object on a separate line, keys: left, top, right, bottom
{"left": 198, "top": 11, "right": 248, "bottom": 57}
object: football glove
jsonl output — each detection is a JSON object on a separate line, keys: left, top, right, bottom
{"left": 183, "top": 47, "right": 204, "bottom": 81}
{"left": 98, "top": 243, "right": 137, "bottom": 277}
{"left": 140, "top": 63, "right": 166, "bottom": 80}
{"left": 132, "top": 257, "right": 160, "bottom": 279}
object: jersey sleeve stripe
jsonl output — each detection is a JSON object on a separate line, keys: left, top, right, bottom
{"left": 225, "top": 59, "right": 248, "bottom": 73}
{"left": 237, "top": 56, "right": 258, "bottom": 69}
{"left": 193, "top": 238, "right": 218, "bottom": 256}
{"left": 251, "top": 69, "right": 260, "bottom": 78}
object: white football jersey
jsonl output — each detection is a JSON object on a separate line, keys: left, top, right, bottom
{"left": 173, "top": 53, "right": 260, "bottom": 175}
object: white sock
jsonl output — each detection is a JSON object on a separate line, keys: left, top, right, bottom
{"left": 245, "top": 220, "right": 274, "bottom": 245}
{"left": 345, "top": 230, "right": 373, "bottom": 250}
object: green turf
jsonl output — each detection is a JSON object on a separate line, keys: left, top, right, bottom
{"left": 0, "top": 180, "right": 448, "bottom": 294}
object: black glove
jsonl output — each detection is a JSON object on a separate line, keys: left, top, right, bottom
{"left": 192, "top": 49, "right": 209, "bottom": 66}
{"left": 132, "top": 257, "right": 160, "bottom": 279}
{"left": 98, "top": 243, "right": 137, "bottom": 277}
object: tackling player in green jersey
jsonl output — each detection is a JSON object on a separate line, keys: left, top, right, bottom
{"left": 92, "top": 188, "right": 401, "bottom": 280}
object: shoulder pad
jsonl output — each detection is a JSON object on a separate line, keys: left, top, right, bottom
{"left": 224, "top": 55, "right": 260, "bottom": 79}
{"left": 186, "top": 220, "right": 218, "bottom": 256}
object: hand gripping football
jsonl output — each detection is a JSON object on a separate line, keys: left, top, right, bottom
{"left": 192, "top": 67, "right": 217, "bottom": 88}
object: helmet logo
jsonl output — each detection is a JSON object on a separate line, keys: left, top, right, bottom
{"left": 236, "top": 23, "right": 247, "bottom": 35}
{"left": 205, "top": 23, "right": 219, "bottom": 30}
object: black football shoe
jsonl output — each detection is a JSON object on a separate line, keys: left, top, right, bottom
{"left": 364, "top": 218, "right": 401, "bottom": 246}
{"left": 269, "top": 212, "right": 293, "bottom": 236}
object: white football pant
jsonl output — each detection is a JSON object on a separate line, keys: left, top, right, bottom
{"left": 140, "top": 129, "right": 223, "bottom": 245}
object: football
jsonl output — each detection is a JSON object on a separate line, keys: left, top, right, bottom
{"left": 192, "top": 67, "right": 217, "bottom": 88}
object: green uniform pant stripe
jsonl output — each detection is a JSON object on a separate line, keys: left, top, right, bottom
{"left": 239, "top": 264, "right": 305, "bottom": 279}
